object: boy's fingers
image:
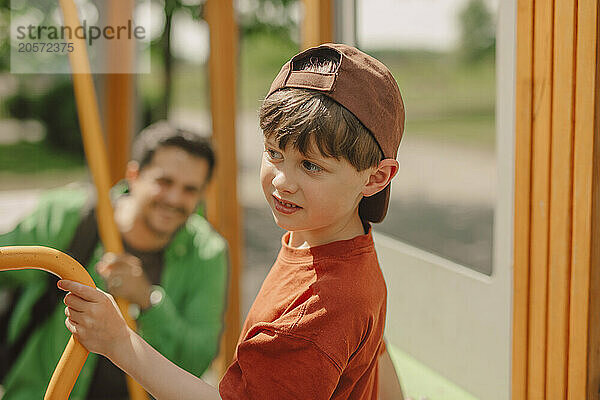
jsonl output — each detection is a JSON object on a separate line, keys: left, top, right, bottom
{"left": 57, "top": 280, "right": 101, "bottom": 302}
{"left": 63, "top": 293, "right": 90, "bottom": 311}
{"left": 65, "top": 307, "right": 88, "bottom": 325}
{"left": 65, "top": 317, "right": 77, "bottom": 335}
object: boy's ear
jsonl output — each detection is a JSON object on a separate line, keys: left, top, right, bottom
{"left": 125, "top": 161, "right": 140, "bottom": 183}
{"left": 362, "top": 159, "right": 399, "bottom": 198}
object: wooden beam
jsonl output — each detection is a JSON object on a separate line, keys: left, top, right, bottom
{"left": 527, "top": 0, "right": 554, "bottom": 397}
{"left": 205, "top": 0, "right": 242, "bottom": 374}
{"left": 545, "top": 0, "right": 577, "bottom": 398}
{"left": 570, "top": 1, "right": 600, "bottom": 398}
{"left": 301, "top": 0, "right": 333, "bottom": 50}
{"left": 104, "top": 0, "right": 135, "bottom": 185}
{"left": 512, "top": 0, "right": 535, "bottom": 398}
{"left": 104, "top": 73, "right": 134, "bottom": 185}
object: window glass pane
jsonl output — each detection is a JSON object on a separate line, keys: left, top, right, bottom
{"left": 358, "top": 0, "right": 498, "bottom": 275}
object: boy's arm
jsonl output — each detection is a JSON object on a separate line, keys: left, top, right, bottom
{"left": 378, "top": 340, "right": 404, "bottom": 400}
{"left": 111, "top": 327, "right": 221, "bottom": 400}
{"left": 58, "top": 279, "right": 221, "bottom": 400}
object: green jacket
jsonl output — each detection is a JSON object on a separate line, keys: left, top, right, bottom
{"left": 0, "top": 185, "right": 228, "bottom": 399}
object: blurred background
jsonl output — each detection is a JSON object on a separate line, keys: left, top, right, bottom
{"left": 0, "top": 0, "right": 499, "bottom": 398}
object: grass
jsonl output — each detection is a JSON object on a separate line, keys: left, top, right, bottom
{"left": 408, "top": 112, "right": 495, "bottom": 149}
{"left": 373, "top": 50, "right": 496, "bottom": 148}
{"left": 0, "top": 141, "right": 84, "bottom": 174}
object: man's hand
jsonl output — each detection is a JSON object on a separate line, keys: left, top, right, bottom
{"left": 96, "top": 253, "right": 152, "bottom": 309}
{"left": 59, "top": 280, "right": 132, "bottom": 360}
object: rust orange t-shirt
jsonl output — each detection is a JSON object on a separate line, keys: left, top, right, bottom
{"left": 219, "top": 228, "right": 387, "bottom": 400}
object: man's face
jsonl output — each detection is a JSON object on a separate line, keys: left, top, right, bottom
{"left": 260, "top": 137, "right": 371, "bottom": 239}
{"left": 128, "top": 146, "right": 210, "bottom": 238}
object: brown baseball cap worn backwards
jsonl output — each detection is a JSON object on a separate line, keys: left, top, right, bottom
{"left": 266, "top": 43, "right": 405, "bottom": 223}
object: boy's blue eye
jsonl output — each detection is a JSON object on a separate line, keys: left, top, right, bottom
{"left": 302, "top": 160, "right": 323, "bottom": 173}
{"left": 266, "top": 149, "right": 282, "bottom": 160}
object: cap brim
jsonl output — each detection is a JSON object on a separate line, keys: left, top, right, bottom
{"left": 359, "top": 185, "right": 390, "bottom": 223}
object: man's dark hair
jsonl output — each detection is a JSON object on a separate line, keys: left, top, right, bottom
{"left": 132, "top": 121, "right": 216, "bottom": 183}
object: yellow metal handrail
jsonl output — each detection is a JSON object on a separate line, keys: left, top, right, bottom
{"left": 0, "top": 246, "right": 95, "bottom": 399}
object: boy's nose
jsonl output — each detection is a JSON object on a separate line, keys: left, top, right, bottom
{"left": 272, "top": 169, "right": 298, "bottom": 193}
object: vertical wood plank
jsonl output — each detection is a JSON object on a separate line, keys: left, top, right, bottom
{"left": 545, "top": 0, "right": 577, "bottom": 397}
{"left": 301, "top": 0, "right": 333, "bottom": 50}
{"left": 568, "top": 1, "right": 600, "bottom": 398}
{"left": 205, "top": 0, "right": 242, "bottom": 373}
{"left": 586, "top": 84, "right": 600, "bottom": 399}
{"left": 513, "top": 0, "right": 535, "bottom": 398}
{"left": 104, "top": 73, "right": 133, "bottom": 185}
{"left": 105, "top": 0, "right": 134, "bottom": 185}
{"left": 528, "top": 0, "right": 554, "bottom": 398}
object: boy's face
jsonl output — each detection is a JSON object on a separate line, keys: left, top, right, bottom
{"left": 261, "top": 137, "right": 372, "bottom": 239}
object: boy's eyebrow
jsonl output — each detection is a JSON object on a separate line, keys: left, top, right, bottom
{"left": 263, "top": 138, "right": 280, "bottom": 148}
{"left": 303, "top": 149, "right": 337, "bottom": 167}
{"left": 263, "top": 138, "right": 337, "bottom": 167}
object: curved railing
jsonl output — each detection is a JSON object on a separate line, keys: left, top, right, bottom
{"left": 0, "top": 246, "right": 96, "bottom": 399}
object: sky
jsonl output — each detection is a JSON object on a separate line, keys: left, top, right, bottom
{"left": 357, "top": 0, "right": 499, "bottom": 51}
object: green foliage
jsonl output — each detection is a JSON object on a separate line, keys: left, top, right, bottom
{"left": 37, "top": 79, "right": 82, "bottom": 153}
{"left": 237, "top": 0, "right": 298, "bottom": 38}
{"left": 0, "top": 141, "right": 84, "bottom": 173}
{"left": 458, "top": 0, "right": 496, "bottom": 63}
{"left": 0, "top": 1, "right": 9, "bottom": 70}
{"left": 239, "top": 31, "right": 298, "bottom": 109}
{"left": 5, "top": 78, "right": 84, "bottom": 155}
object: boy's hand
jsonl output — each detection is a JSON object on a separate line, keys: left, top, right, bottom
{"left": 58, "top": 280, "right": 132, "bottom": 359}
{"left": 95, "top": 253, "right": 152, "bottom": 309}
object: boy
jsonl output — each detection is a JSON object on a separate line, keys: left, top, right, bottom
{"left": 59, "top": 43, "right": 405, "bottom": 400}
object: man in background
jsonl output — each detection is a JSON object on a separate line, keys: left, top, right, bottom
{"left": 0, "top": 121, "right": 228, "bottom": 399}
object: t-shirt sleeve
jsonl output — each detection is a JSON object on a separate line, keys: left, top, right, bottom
{"left": 219, "top": 328, "right": 342, "bottom": 400}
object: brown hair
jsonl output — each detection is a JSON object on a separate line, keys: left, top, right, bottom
{"left": 259, "top": 52, "right": 383, "bottom": 172}
{"left": 133, "top": 121, "right": 216, "bottom": 183}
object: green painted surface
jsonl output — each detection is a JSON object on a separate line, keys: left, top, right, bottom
{"left": 388, "top": 343, "right": 480, "bottom": 400}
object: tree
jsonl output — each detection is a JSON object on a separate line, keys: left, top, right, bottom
{"left": 458, "top": 0, "right": 495, "bottom": 63}
{"left": 147, "top": 0, "right": 298, "bottom": 123}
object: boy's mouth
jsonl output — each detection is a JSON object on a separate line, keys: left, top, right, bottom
{"left": 273, "top": 195, "right": 302, "bottom": 214}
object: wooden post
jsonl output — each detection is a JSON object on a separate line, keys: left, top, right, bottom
{"left": 301, "top": 0, "right": 333, "bottom": 49}
{"left": 104, "top": 0, "right": 135, "bottom": 185}
{"left": 512, "top": 0, "right": 534, "bottom": 398}
{"left": 205, "top": 0, "right": 242, "bottom": 374}
{"left": 512, "top": 0, "right": 600, "bottom": 398}
{"left": 545, "top": 0, "right": 577, "bottom": 397}
{"left": 570, "top": 1, "right": 600, "bottom": 399}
